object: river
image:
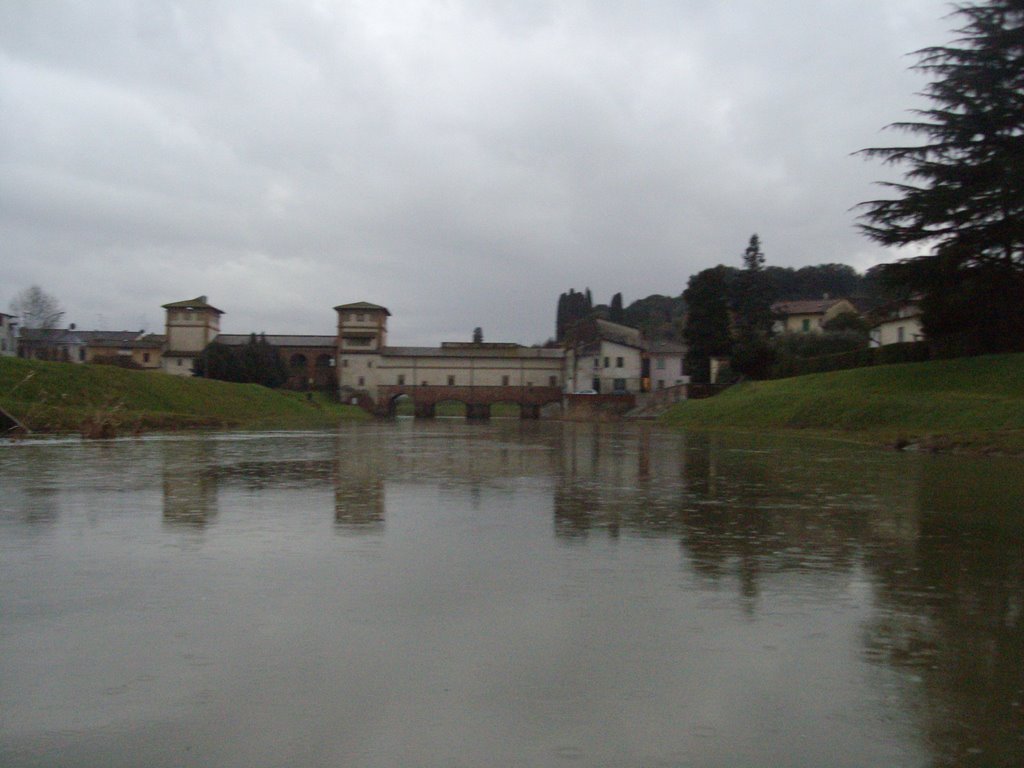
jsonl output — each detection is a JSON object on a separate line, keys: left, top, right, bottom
{"left": 1, "top": 421, "right": 1021, "bottom": 767}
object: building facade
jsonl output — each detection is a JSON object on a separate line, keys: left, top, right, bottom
{"left": 334, "top": 302, "right": 566, "bottom": 411}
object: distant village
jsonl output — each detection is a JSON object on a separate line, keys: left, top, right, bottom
{"left": 2, "top": 288, "right": 923, "bottom": 413}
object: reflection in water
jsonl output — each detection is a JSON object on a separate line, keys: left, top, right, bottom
{"left": 1, "top": 424, "right": 1022, "bottom": 767}
{"left": 334, "top": 428, "right": 385, "bottom": 532}
{"left": 162, "top": 438, "right": 218, "bottom": 529}
{"left": 862, "top": 457, "right": 1024, "bottom": 768}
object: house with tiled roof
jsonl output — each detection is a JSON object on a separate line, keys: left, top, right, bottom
{"left": 564, "top": 318, "right": 645, "bottom": 394}
{"left": 771, "top": 297, "right": 859, "bottom": 334}
{"left": 869, "top": 298, "right": 924, "bottom": 347}
{"left": 78, "top": 331, "right": 163, "bottom": 369}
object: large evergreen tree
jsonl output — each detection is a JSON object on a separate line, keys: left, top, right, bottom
{"left": 857, "top": 0, "right": 1024, "bottom": 354}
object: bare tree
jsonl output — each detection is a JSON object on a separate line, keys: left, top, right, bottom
{"left": 11, "top": 285, "right": 65, "bottom": 329}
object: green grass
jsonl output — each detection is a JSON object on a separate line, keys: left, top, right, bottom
{"left": 1, "top": 356, "right": 368, "bottom": 434}
{"left": 661, "top": 353, "right": 1024, "bottom": 453}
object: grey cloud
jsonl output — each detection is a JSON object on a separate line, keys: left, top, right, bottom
{"left": 2, "top": 0, "right": 951, "bottom": 345}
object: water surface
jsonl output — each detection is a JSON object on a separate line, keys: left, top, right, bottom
{"left": 1, "top": 421, "right": 1021, "bottom": 767}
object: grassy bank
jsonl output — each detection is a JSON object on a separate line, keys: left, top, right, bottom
{"left": 661, "top": 353, "right": 1024, "bottom": 453}
{"left": 1, "top": 356, "right": 368, "bottom": 435}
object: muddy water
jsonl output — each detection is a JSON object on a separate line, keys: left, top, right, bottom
{"left": 1, "top": 421, "right": 1021, "bottom": 767}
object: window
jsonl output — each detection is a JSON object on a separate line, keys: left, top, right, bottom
{"left": 422, "top": 381, "right": 428, "bottom": 387}
{"left": 593, "top": 358, "right": 599, "bottom": 368}
{"left": 801, "top": 318, "right": 811, "bottom": 332}
{"left": 447, "top": 375, "right": 455, "bottom": 386}
{"left": 78, "top": 348, "right": 85, "bottom": 361}
{"left": 367, "top": 361, "right": 373, "bottom": 368}
{"left": 897, "top": 326, "right": 905, "bottom": 343}
{"left": 177, "top": 359, "right": 182, "bottom": 366}
{"left": 501, "top": 375, "right": 510, "bottom": 386}
{"left": 603, "top": 356, "right": 609, "bottom": 368}
{"left": 616, "top": 356, "right": 624, "bottom": 368}
{"left": 342, "top": 359, "right": 349, "bottom": 367}
{"left": 143, "top": 352, "right": 150, "bottom": 363}
{"left": 656, "top": 358, "right": 665, "bottom": 370}
{"left": 346, "top": 337, "right": 371, "bottom": 347}
{"left": 397, "top": 375, "right": 405, "bottom": 385}
{"left": 548, "top": 375, "right": 557, "bottom": 387}
{"left": 356, "top": 313, "right": 365, "bottom": 321}
{"left": 613, "top": 378, "right": 626, "bottom": 392}
{"left": 358, "top": 376, "right": 365, "bottom": 386}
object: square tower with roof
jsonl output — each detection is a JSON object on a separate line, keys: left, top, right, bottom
{"left": 161, "top": 295, "right": 224, "bottom": 375}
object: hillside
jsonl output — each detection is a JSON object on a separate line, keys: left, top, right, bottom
{"left": 660, "top": 353, "right": 1024, "bottom": 453}
{"left": 0, "top": 356, "right": 367, "bottom": 435}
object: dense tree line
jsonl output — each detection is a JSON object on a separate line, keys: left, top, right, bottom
{"left": 194, "top": 334, "right": 288, "bottom": 388}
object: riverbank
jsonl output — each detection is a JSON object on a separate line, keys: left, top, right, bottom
{"left": 0, "top": 356, "right": 368, "bottom": 435}
{"left": 660, "top": 352, "right": 1024, "bottom": 454}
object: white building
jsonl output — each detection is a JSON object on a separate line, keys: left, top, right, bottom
{"left": 646, "top": 340, "right": 688, "bottom": 391}
{"left": 870, "top": 299, "right": 924, "bottom": 347}
{"left": 565, "top": 319, "right": 645, "bottom": 394}
{"left": 335, "top": 302, "right": 566, "bottom": 410}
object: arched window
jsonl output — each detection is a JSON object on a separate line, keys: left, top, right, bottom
{"left": 316, "top": 354, "right": 332, "bottom": 368}
{"left": 289, "top": 353, "right": 307, "bottom": 368}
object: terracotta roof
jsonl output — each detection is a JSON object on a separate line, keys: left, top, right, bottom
{"left": 594, "top": 319, "right": 644, "bottom": 349}
{"left": 17, "top": 328, "right": 84, "bottom": 343}
{"left": 334, "top": 301, "right": 391, "bottom": 315}
{"left": 161, "top": 296, "right": 224, "bottom": 314}
{"left": 77, "top": 330, "right": 145, "bottom": 344}
{"left": 216, "top": 334, "right": 336, "bottom": 348}
{"left": 771, "top": 298, "right": 849, "bottom": 316}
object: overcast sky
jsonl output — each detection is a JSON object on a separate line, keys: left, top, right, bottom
{"left": 2, "top": 1, "right": 954, "bottom": 345}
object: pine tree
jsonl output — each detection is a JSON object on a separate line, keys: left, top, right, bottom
{"left": 857, "top": 0, "right": 1024, "bottom": 354}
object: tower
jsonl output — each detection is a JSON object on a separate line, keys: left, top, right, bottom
{"left": 161, "top": 296, "right": 224, "bottom": 375}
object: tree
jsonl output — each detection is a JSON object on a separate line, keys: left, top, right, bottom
{"left": 683, "top": 266, "right": 733, "bottom": 383}
{"left": 194, "top": 334, "right": 287, "bottom": 388}
{"left": 609, "top": 292, "right": 624, "bottom": 323}
{"left": 730, "top": 235, "right": 775, "bottom": 378}
{"left": 11, "top": 285, "right": 64, "bottom": 329}
{"left": 857, "top": 0, "right": 1024, "bottom": 354}
{"left": 473, "top": 327, "right": 483, "bottom": 344}
{"left": 555, "top": 288, "right": 594, "bottom": 341}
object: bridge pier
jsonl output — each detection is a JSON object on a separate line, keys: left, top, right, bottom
{"left": 466, "top": 403, "right": 490, "bottom": 420}
{"left": 414, "top": 402, "right": 436, "bottom": 418}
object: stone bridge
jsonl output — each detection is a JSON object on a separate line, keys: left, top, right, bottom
{"left": 376, "top": 384, "right": 563, "bottom": 419}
